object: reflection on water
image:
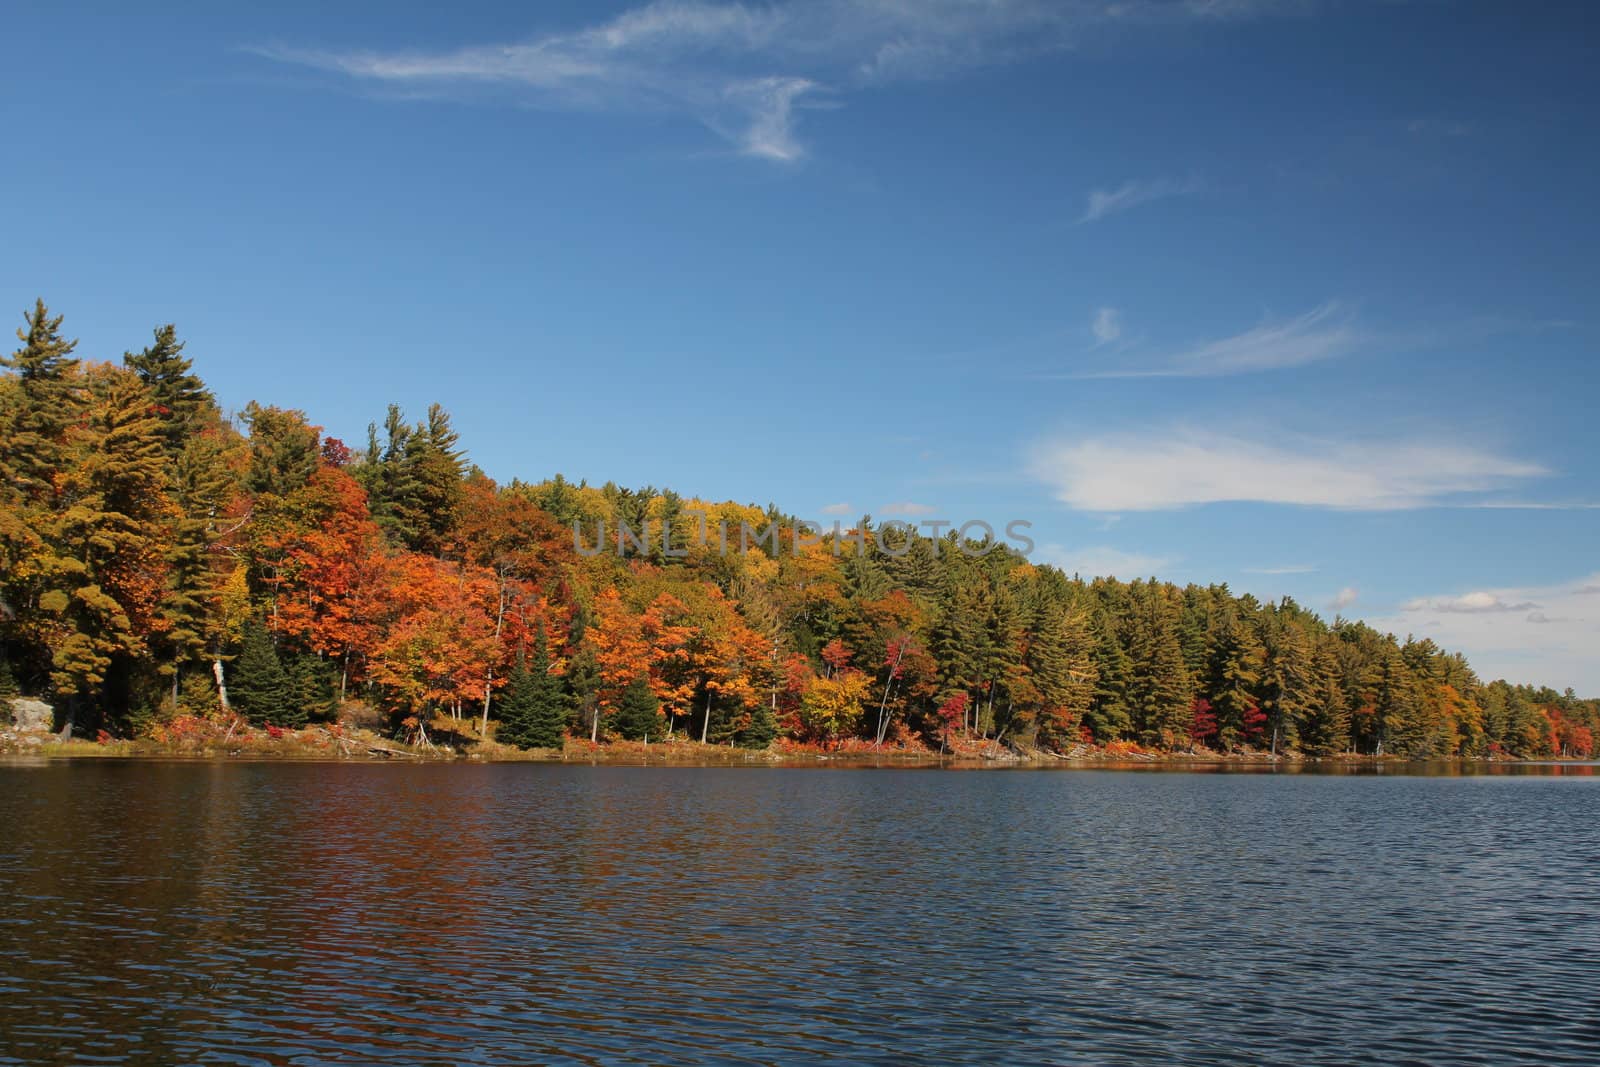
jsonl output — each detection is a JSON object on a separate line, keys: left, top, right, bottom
{"left": 2, "top": 762, "right": 1597, "bottom": 1065}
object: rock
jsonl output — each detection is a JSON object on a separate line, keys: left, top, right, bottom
{"left": 8, "top": 698, "right": 53, "bottom": 733}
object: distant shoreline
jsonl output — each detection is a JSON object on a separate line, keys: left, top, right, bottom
{"left": 3, "top": 729, "right": 1589, "bottom": 771}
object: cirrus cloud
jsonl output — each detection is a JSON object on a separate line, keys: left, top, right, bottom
{"left": 1028, "top": 429, "right": 1546, "bottom": 512}
{"left": 251, "top": 0, "right": 1314, "bottom": 162}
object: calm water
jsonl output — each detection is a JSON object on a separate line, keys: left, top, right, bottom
{"left": 2, "top": 762, "right": 1597, "bottom": 1065}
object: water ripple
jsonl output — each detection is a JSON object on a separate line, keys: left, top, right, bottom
{"left": 2, "top": 763, "right": 1597, "bottom": 1065}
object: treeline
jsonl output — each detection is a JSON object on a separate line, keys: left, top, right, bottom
{"left": 2, "top": 301, "right": 1595, "bottom": 758}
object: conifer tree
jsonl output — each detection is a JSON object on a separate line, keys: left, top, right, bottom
{"left": 1206, "top": 605, "right": 1265, "bottom": 752}
{"left": 741, "top": 695, "right": 778, "bottom": 748}
{"left": 1298, "top": 640, "right": 1349, "bottom": 755}
{"left": 124, "top": 324, "right": 213, "bottom": 453}
{"left": 500, "top": 626, "right": 567, "bottom": 749}
{"left": 1027, "top": 603, "right": 1097, "bottom": 747}
{"left": 496, "top": 655, "right": 538, "bottom": 748}
{"left": 43, "top": 367, "right": 168, "bottom": 724}
{"left": 157, "top": 431, "right": 238, "bottom": 702}
{"left": 613, "top": 675, "right": 660, "bottom": 742}
{"left": 1128, "top": 587, "right": 1192, "bottom": 747}
{"left": 1086, "top": 614, "right": 1133, "bottom": 741}
{"left": 1262, "top": 620, "right": 1314, "bottom": 755}
{"left": 0, "top": 299, "right": 81, "bottom": 501}
{"left": 242, "top": 403, "right": 320, "bottom": 498}
{"left": 565, "top": 641, "right": 603, "bottom": 742}
{"left": 230, "top": 617, "right": 299, "bottom": 727}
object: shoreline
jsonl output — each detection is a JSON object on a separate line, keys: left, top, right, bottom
{"left": 1, "top": 726, "right": 1584, "bottom": 770}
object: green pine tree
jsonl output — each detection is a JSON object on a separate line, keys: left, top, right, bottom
{"left": 500, "top": 626, "right": 567, "bottom": 750}
{"left": 496, "top": 655, "right": 538, "bottom": 748}
{"left": 1028, "top": 603, "right": 1098, "bottom": 749}
{"left": 1128, "top": 586, "right": 1193, "bottom": 748}
{"left": 123, "top": 324, "right": 214, "bottom": 453}
{"left": 1205, "top": 605, "right": 1264, "bottom": 752}
{"left": 1086, "top": 613, "right": 1134, "bottom": 741}
{"left": 613, "top": 676, "right": 660, "bottom": 742}
{"left": 0, "top": 299, "right": 81, "bottom": 502}
{"left": 231, "top": 617, "right": 299, "bottom": 727}
{"left": 1298, "top": 640, "right": 1349, "bottom": 756}
{"left": 741, "top": 696, "right": 779, "bottom": 749}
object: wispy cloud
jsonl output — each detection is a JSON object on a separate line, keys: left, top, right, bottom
{"left": 1401, "top": 591, "right": 1539, "bottom": 614}
{"left": 1331, "top": 586, "right": 1359, "bottom": 611}
{"left": 1076, "top": 302, "right": 1355, "bottom": 378}
{"left": 1040, "top": 543, "right": 1174, "bottom": 579}
{"left": 1078, "top": 175, "right": 1203, "bottom": 223}
{"left": 1091, "top": 307, "right": 1122, "bottom": 345}
{"left": 252, "top": 1, "right": 1308, "bottom": 162}
{"left": 1368, "top": 573, "right": 1600, "bottom": 695}
{"left": 1028, "top": 428, "right": 1546, "bottom": 512}
{"left": 818, "top": 501, "right": 853, "bottom": 516}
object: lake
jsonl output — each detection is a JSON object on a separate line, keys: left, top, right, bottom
{"left": 1, "top": 761, "right": 1596, "bottom": 1065}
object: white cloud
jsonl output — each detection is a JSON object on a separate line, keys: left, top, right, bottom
{"left": 1040, "top": 543, "right": 1174, "bottom": 580}
{"left": 1080, "top": 302, "right": 1354, "bottom": 378}
{"left": 818, "top": 501, "right": 853, "bottom": 516}
{"left": 253, "top": 1, "right": 1306, "bottom": 162}
{"left": 1368, "top": 573, "right": 1600, "bottom": 696}
{"left": 1079, "top": 175, "right": 1203, "bottom": 223}
{"left": 880, "top": 501, "right": 938, "bottom": 516}
{"left": 1331, "top": 586, "right": 1359, "bottom": 610}
{"left": 1091, "top": 307, "right": 1122, "bottom": 345}
{"left": 1401, "top": 591, "right": 1539, "bottom": 614}
{"left": 720, "top": 77, "right": 813, "bottom": 160}
{"left": 1028, "top": 429, "right": 1545, "bottom": 512}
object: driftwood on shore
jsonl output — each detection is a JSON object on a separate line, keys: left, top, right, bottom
{"left": 325, "top": 729, "right": 425, "bottom": 760}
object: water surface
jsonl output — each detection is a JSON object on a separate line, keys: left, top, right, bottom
{"left": 2, "top": 762, "right": 1596, "bottom": 1065}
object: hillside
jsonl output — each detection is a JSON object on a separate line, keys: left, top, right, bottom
{"left": 2, "top": 302, "right": 1594, "bottom": 759}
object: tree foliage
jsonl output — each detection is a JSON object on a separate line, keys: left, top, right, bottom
{"left": 3, "top": 300, "right": 1595, "bottom": 759}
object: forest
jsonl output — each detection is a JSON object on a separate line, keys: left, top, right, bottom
{"left": 2, "top": 300, "right": 1595, "bottom": 759}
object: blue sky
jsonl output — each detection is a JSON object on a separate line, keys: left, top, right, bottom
{"left": 4, "top": 0, "right": 1597, "bottom": 692}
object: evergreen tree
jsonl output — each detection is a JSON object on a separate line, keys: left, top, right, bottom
{"left": 500, "top": 626, "right": 567, "bottom": 749}
{"left": 1262, "top": 620, "right": 1314, "bottom": 755}
{"left": 930, "top": 578, "right": 983, "bottom": 730}
{"left": 358, "top": 403, "right": 465, "bottom": 554}
{"left": 231, "top": 617, "right": 299, "bottom": 727}
{"left": 1086, "top": 613, "right": 1133, "bottom": 741}
{"left": 123, "top": 324, "right": 213, "bottom": 453}
{"left": 1027, "top": 603, "right": 1097, "bottom": 748}
{"left": 1205, "top": 605, "right": 1264, "bottom": 752}
{"left": 612, "top": 675, "right": 660, "bottom": 742}
{"left": 976, "top": 584, "right": 1022, "bottom": 737}
{"left": 496, "top": 655, "right": 538, "bottom": 748}
{"left": 741, "top": 695, "right": 779, "bottom": 748}
{"left": 243, "top": 403, "right": 320, "bottom": 498}
{"left": 44, "top": 367, "right": 168, "bottom": 723}
{"left": 1127, "top": 586, "right": 1192, "bottom": 747}
{"left": 0, "top": 299, "right": 81, "bottom": 501}
{"left": 564, "top": 640, "right": 602, "bottom": 740}
{"left": 1297, "top": 640, "right": 1350, "bottom": 756}
{"left": 158, "top": 431, "right": 238, "bottom": 702}
{"left": 284, "top": 651, "right": 336, "bottom": 723}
